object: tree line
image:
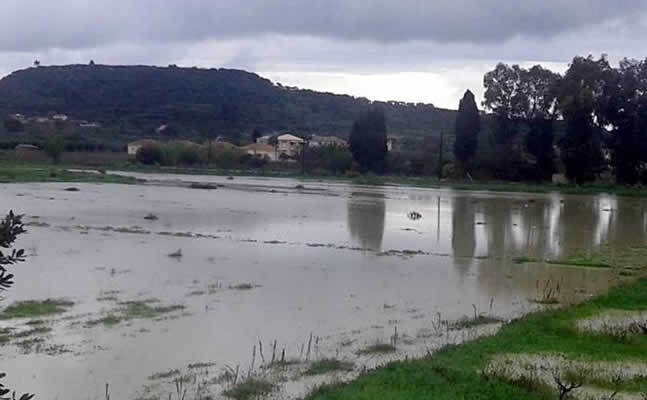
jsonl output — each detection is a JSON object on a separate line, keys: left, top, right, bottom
{"left": 456, "top": 55, "right": 647, "bottom": 185}
{"left": 352, "top": 55, "right": 647, "bottom": 185}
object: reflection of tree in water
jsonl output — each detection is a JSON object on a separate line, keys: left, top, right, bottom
{"left": 347, "top": 192, "right": 386, "bottom": 251}
{"left": 451, "top": 197, "right": 477, "bottom": 278}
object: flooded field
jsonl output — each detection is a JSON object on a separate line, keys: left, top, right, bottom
{"left": 1, "top": 173, "right": 644, "bottom": 399}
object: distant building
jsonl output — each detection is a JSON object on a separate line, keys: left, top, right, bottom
{"left": 256, "top": 135, "right": 273, "bottom": 145}
{"left": 310, "top": 135, "right": 348, "bottom": 149}
{"left": 242, "top": 143, "right": 277, "bottom": 161}
{"left": 387, "top": 136, "right": 404, "bottom": 152}
{"left": 79, "top": 122, "right": 101, "bottom": 128}
{"left": 276, "top": 134, "right": 304, "bottom": 158}
{"left": 15, "top": 144, "right": 40, "bottom": 159}
{"left": 127, "top": 139, "right": 159, "bottom": 156}
{"left": 52, "top": 114, "right": 68, "bottom": 122}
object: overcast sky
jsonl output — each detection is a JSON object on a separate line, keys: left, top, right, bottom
{"left": 1, "top": 1, "right": 646, "bottom": 109}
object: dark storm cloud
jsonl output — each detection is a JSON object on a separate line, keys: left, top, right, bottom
{"left": 0, "top": 0, "right": 645, "bottom": 52}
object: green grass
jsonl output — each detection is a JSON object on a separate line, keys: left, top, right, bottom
{"left": 9, "top": 326, "right": 52, "bottom": 338}
{"left": 357, "top": 343, "right": 397, "bottom": 355}
{"left": 306, "top": 278, "right": 647, "bottom": 400}
{"left": 0, "top": 165, "right": 136, "bottom": 184}
{"left": 304, "top": 359, "right": 355, "bottom": 376}
{"left": 86, "top": 301, "right": 185, "bottom": 327}
{"left": 0, "top": 299, "right": 74, "bottom": 319}
{"left": 546, "top": 257, "right": 614, "bottom": 269}
{"left": 223, "top": 379, "right": 276, "bottom": 400}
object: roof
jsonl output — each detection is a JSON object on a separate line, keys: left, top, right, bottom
{"left": 242, "top": 143, "right": 275, "bottom": 153}
{"left": 15, "top": 144, "right": 39, "bottom": 150}
{"left": 277, "top": 134, "right": 304, "bottom": 142}
{"left": 128, "top": 139, "right": 159, "bottom": 146}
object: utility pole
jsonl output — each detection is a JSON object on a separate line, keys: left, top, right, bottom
{"left": 301, "top": 138, "right": 309, "bottom": 175}
{"left": 437, "top": 129, "right": 444, "bottom": 180}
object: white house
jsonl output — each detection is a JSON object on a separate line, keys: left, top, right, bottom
{"left": 277, "top": 134, "right": 304, "bottom": 158}
{"left": 127, "top": 139, "right": 159, "bottom": 156}
{"left": 52, "top": 114, "right": 69, "bottom": 122}
{"left": 256, "top": 135, "right": 273, "bottom": 145}
{"left": 242, "top": 143, "right": 277, "bottom": 161}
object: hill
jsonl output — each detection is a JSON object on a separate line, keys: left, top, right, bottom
{"left": 0, "top": 64, "right": 458, "bottom": 139}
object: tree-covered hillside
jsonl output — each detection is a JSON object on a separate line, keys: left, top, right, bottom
{"left": 0, "top": 64, "right": 458, "bottom": 138}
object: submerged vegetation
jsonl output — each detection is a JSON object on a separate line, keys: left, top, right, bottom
{"left": 86, "top": 301, "right": 185, "bottom": 327}
{"left": 304, "top": 359, "right": 355, "bottom": 376}
{"left": 223, "top": 379, "right": 276, "bottom": 400}
{"left": 0, "top": 299, "right": 74, "bottom": 320}
{"left": 0, "top": 165, "right": 136, "bottom": 184}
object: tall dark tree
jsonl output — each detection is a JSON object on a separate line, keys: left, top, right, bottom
{"left": 604, "top": 58, "right": 647, "bottom": 184}
{"left": 251, "top": 127, "right": 262, "bottom": 143}
{"left": 349, "top": 108, "right": 388, "bottom": 173}
{"left": 520, "top": 65, "right": 561, "bottom": 181}
{"left": 483, "top": 63, "right": 526, "bottom": 178}
{"left": 557, "top": 56, "right": 613, "bottom": 184}
{"left": 454, "top": 90, "right": 480, "bottom": 173}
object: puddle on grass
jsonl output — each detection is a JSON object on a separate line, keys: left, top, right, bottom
{"left": 0, "top": 175, "right": 646, "bottom": 399}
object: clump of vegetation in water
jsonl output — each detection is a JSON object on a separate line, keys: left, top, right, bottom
{"left": 223, "top": 379, "right": 276, "bottom": 400}
{"left": 0, "top": 299, "right": 74, "bottom": 320}
{"left": 148, "top": 369, "right": 181, "bottom": 381}
{"left": 304, "top": 359, "right": 354, "bottom": 376}
{"left": 86, "top": 301, "right": 185, "bottom": 327}
{"left": 357, "top": 343, "right": 396, "bottom": 355}
{"left": 229, "top": 283, "right": 258, "bottom": 291}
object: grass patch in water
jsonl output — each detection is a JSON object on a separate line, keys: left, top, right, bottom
{"left": 223, "top": 379, "right": 276, "bottom": 400}
{"left": 229, "top": 283, "right": 257, "bottom": 291}
{"left": 451, "top": 315, "right": 503, "bottom": 330}
{"left": 304, "top": 359, "right": 355, "bottom": 376}
{"left": 357, "top": 343, "right": 397, "bottom": 355}
{"left": 87, "top": 302, "right": 185, "bottom": 327}
{"left": 148, "top": 369, "right": 181, "bottom": 380}
{"left": 513, "top": 256, "right": 539, "bottom": 265}
{"left": 10, "top": 326, "right": 52, "bottom": 338}
{"left": 0, "top": 299, "right": 74, "bottom": 320}
{"left": 546, "top": 257, "right": 614, "bottom": 269}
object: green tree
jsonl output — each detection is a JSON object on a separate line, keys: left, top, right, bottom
{"left": 0, "top": 211, "right": 35, "bottom": 400}
{"left": 349, "top": 108, "right": 388, "bottom": 173}
{"left": 453, "top": 90, "right": 480, "bottom": 173}
{"left": 520, "top": 65, "right": 561, "bottom": 181}
{"left": 4, "top": 118, "right": 24, "bottom": 133}
{"left": 44, "top": 136, "right": 64, "bottom": 164}
{"left": 557, "top": 56, "right": 612, "bottom": 183}
{"left": 483, "top": 63, "right": 525, "bottom": 178}
{"left": 604, "top": 58, "right": 647, "bottom": 184}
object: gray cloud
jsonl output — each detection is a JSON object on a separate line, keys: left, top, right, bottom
{"left": 0, "top": 0, "right": 645, "bottom": 52}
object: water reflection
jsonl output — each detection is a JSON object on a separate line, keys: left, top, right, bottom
{"left": 347, "top": 191, "right": 386, "bottom": 251}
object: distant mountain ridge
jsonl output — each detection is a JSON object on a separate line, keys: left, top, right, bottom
{"left": 0, "top": 64, "right": 458, "bottom": 138}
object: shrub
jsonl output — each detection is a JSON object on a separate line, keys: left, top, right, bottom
{"left": 136, "top": 144, "right": 162, "bottom": 165}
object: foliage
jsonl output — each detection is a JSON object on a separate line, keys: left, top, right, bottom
{"left": 136, "top": 144, "right": 162, "bottom": 165}
{"left": 4, "top": 118, "right": 23, "bottom": 133}
{"left": 557, "top": 56, "right": 612, "bottom": 183}
{"left": 349, "top": 108, "right": 388, "bottom": 173}
{"left": 43, "top": 136, "right": 64, "bottom": 164}
{"left": 454, "top": 90, "right": 480, "bottom": 171}
{"left": 0, "top": 211, "right": 34, "bottom": 400}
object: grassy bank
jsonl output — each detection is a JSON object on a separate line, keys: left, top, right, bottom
{"left": 0, "top": 165, "right": 137, "bottom": 184}
{"left": 306, "top": 278, "right": 647, "bottom": 400}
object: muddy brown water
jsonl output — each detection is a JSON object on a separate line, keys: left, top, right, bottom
{"left": 0, "top": 172, "right": 643, "bottom": 399}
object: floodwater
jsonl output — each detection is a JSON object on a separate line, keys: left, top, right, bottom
{"left": 0, "top": 173, "right": 645, "bottom": 399}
